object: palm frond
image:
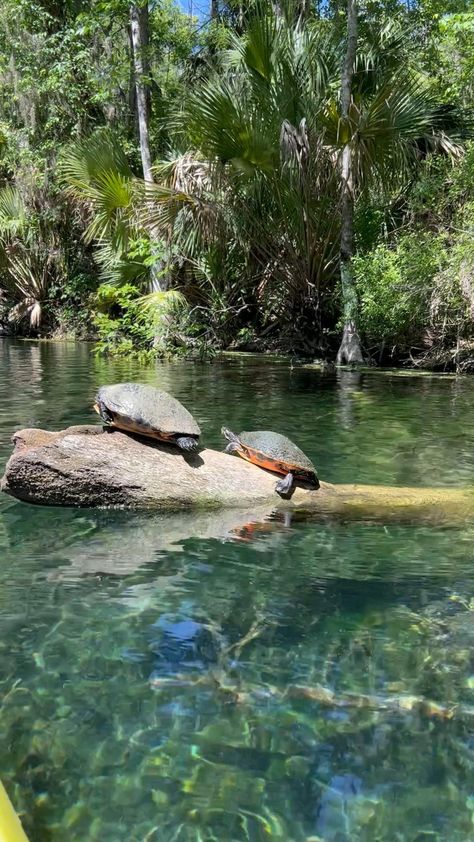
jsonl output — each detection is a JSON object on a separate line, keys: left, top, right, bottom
{"left": 84, "top": 170, "right": 136, "bottom": 252}
{"left": 0, "top": 187, "right": 27, "bottom": 238}
{"left": 3, "top": 243, "right": 60, "bottom": 328}
{"left": 94, "top": 242, "right": 149, "bottom": 286}
{"left": 239, "top": 7, "right": 277, "bottom": 82}
{"left": 60, "top": 129, "right": 132, "bottom": 193}
{"left": 138, "top": 289, "right": 186, "bottom": 314}
{"left": 60, "top": 131, "right": 144, "bottom": 284}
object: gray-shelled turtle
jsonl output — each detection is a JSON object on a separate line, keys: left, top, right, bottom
{"left": 95, "top": 383, "right": 200, "bottom": 451}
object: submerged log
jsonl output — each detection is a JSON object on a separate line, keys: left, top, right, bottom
{"left": 2, "top": 425, "right": 474, "bottom": 523}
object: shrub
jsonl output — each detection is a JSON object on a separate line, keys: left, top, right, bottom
{"left": 355, "top": 232, "right": 448, "bottom": 355}
{"left": 92, "top": 283, "right": 187, "bottom": 359}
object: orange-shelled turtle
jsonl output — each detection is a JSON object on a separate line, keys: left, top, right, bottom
{"left": 222, "top": 427, "right": 319, "bottom": 495}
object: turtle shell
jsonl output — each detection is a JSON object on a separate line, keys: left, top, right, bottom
{"left": 236, "top": 430, "right": 317, "bottom": 479}
{"left": 96, "top": 383, "right": 200, "bottom": 437}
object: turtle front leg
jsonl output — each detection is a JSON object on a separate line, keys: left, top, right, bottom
{"left": 224, "top": 441, "right": 240, "bottom": 454}
{"left": 275, "top": 472, "right": 294, "bottom": 496}
{"left": 175, "top": 436, "right": 199, "bottom": 451}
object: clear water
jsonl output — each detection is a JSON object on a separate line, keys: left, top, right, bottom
{"left": 1, "top": 338, "right": 474, "bottom": 841}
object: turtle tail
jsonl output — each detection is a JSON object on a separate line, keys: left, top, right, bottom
{"left": 175, "top": 436, "right": 199, "bottom": 451}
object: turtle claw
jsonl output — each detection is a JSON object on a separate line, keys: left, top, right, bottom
{"left": 275, "top": 472, "right": 294, "bottom": 496}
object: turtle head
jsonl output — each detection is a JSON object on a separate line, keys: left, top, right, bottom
{"left": 221, "top": 427, "right": 242, "bottom": 454}
{"left": 221, "top": 427, "right": 239, "bottom": 443}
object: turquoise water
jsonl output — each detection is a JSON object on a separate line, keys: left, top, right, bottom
{"left": 1, "top": 339, "right": 474, "bottom": 841}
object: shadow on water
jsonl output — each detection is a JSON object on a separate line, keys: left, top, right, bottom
{"left": 2, "top": 340, "right": 474, "bottom": 840}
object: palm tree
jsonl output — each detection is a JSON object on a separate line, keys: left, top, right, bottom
{"left": 60, "top": 12, "right": 465, "bottom": 355}
{"left": 167, "top": 12, "right": 343, "bottom": 350}
{"left": 61, "top": 130, "right": 209, "bottom": 286}
{"left": 0, "top": 187, "right": 64, "bottom": 330}
{"left": 172, "top": 3, "right": 464, "bottom": 355}
{"left": 330, "top": 10, "right": 463, "bottom": 362}
{"left": 61, "top": 130, "right": 150, "bottom": 286}
{"left": 60, "top": 131, "right": 191, "bottom": 348}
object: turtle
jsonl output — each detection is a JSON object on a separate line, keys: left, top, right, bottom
{"left": 221, "top": 427, "right": 319, "bottom": 495}
{"left": 94, "top": 383, "right": 201, "bottom": 451}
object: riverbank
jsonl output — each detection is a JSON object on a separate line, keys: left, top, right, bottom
{"left": 4, "top": 336, "right": 473, "bottom": 379}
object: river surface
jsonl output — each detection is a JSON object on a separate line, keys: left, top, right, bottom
{"left": 1, "top": 338, "right": 474, "bottom": 841}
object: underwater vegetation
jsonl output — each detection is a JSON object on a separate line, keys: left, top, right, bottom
{"left": 1, "top": 532, "right": 474, "bottom": 842}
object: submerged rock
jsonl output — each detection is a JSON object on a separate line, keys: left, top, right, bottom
{"left": 148, "top": 614, "right": 220, "bottom": 673}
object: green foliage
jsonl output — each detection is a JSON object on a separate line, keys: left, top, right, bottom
{"left": 0, "top": 0, "right": 473, "bottom": 363}
{"left": 0, "top": 185, "right": 65, "bottom": 330}
{"left": 430, "top": 12, "right": 474, "bottom": 108}
{"left": 93, "top": 282, "right": 187, "bottom": 358}
{"left": 355, "top": 233, "right": 448, "bottom": 350}
{"left": 355, "top": 142, "right": 474, "bottom": 368}
{"left": 48, "top": 272, "right": 98, "bottom": 338}
{"left": 93, "top": 283, "right": 156, "bottom": 358}
{"left": 0, "top": 0, "right": 199, "bottom": 341}
{"left": 61, "top": 131, "right": 168, "bottom": 286}
{"left": 161, "top": 3, "right": 465, "bottom": 354}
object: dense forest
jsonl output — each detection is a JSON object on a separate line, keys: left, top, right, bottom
{"left": 0, "top": 0, "right": 472, "bottom": 368}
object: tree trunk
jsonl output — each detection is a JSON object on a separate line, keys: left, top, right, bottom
{"left": 336, "top": 0, "right": 363, "bottom": 365}
{"left": 130, "top": 2, "right": 153, "bottom": 183}
{"left": 128, "top": 24, "right": 137, "bottom": 135}
{"left": 130, "top": 2, "right": 171, "bottom": 299}
{"left": 211, "top": 0, "right": 218, "bottom": 19}
{"left": 2, "top": 426, "right": 474, "bottom": 525}
{"left": 297, "top": 0, "right": 310, "bottom": 22}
